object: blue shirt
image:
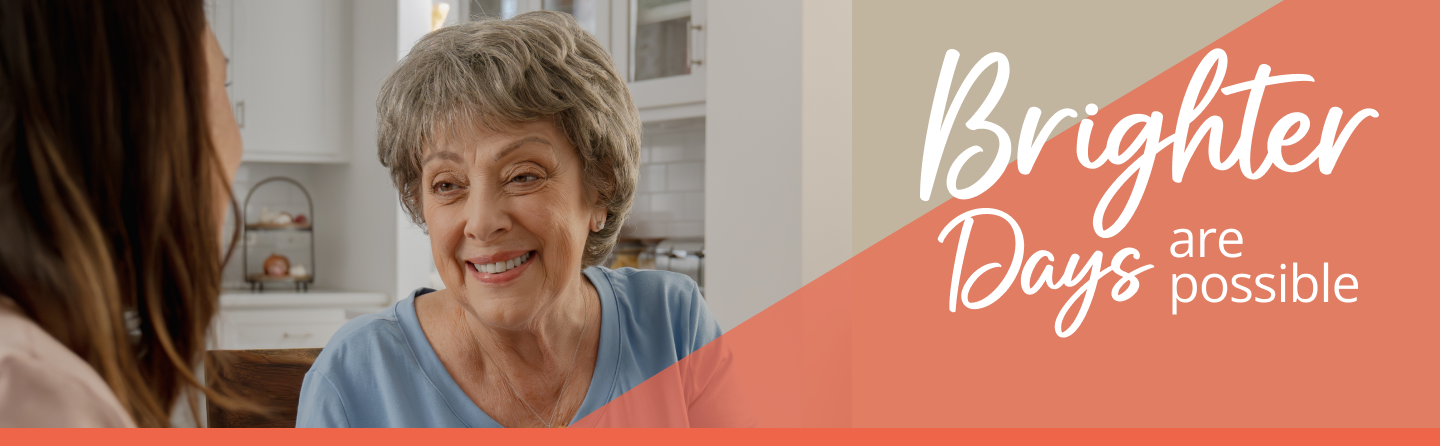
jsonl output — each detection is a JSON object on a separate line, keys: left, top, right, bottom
{"left": 295, "top": 267, "right": 721, "bottom": 427}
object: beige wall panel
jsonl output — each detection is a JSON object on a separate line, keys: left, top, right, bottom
{"left": 852, "top": 0, "right": 1281, "bottom": 253}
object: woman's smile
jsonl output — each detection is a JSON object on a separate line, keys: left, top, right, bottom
{"left": 466, "top": 250, "right": 538, "bottom": 284}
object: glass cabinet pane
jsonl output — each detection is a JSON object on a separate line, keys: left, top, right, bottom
{"left": 543, "top": 0, "right": 598, "bottom": 35}
{"left": 469, "top": 0, "right": 520, "bottom": 19}
{"left": 631, "top": 0, "right": 691, "bottom": 82}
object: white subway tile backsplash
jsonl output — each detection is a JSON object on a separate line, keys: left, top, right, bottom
{"left": 640, "top": 164, "right": 667, "bottom": 193}
{"left": 683, "top": 144, "right": 705, "bottom": 162}
{"left": 626, "top": 219, "right": 664, "bottom": 239}
{"left": 669, "top": 221, "right": 703, "bottom": 238}
{"left": 654, "top": 146, "right": 684, "bottom": 163}
{"left": 682, "top": 191, "right": 705, "bottom": 220}
{"left": 667, "top": 162, "right": 703, "bottom": 192}
{"left": 650, "top": 133, "right": 686, "bottom": 163}
{"left": 654, "top": 132, "right": 684, "bottom": 146}
{"left": 651, "top": 192, "right": 684, "bottom": 220}
{"left": 627, "top": 117, "right": 705, "bottom": 244}
{"left": 631, "top": 192, "right": 651, "bottom": 214}
{"left": 685, "top": 132, "right": 705, "bottom": 156}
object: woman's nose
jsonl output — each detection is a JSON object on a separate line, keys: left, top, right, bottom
{"left": 463, "top": 190, "right": 511, "bottom": 242}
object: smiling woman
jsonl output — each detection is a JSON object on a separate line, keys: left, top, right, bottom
{"left": 294, "top": 11, "right": 744, "bottom": 428}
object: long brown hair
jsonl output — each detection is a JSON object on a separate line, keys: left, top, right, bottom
{"left": 0, "top": 0, "right": 239, "bottom": 426}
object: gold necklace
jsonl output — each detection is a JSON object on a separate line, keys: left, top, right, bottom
{"left": 466, "top": 295, "right": 591, "bottom": 428}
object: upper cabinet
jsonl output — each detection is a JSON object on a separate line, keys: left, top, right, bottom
{"left": 620, "top": 0, "right": 705, "bottom": 113}
{"left": 459, "top": 0, "right": 614, "bottom": 51}
{"left": 202, "top": 0, "right": 702, "bottom": 164}
{"left": 209, "top": 0, "right": 352, "bottom": 164}
{"left": 456, "top": 0, "right": 705, "bottom": 118}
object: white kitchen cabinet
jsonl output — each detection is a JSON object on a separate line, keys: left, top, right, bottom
{"left": 215, "top": 291, "right": 387, "bottom": 350}
{"left": 204, "top": 0, "right": 235, "bottom": 99}
{"left": 617, "top": 0, "right": 705, "bottom": 114}
{"left": 460, "top": 0, "right": 700, "bottom": 117}
{"left": 459, "top": 0, "right": 614, "bottom": 53}
{"left": 213, "top": 0, "right": 352, "bottom": 163}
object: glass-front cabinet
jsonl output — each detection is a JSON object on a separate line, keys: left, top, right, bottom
{"left": 631, "top": 0, "right": 697, "bottom": 82}
{"left": 622, "top": 0, "right": 705, "bottom": 112}
{"left": 464, "top": 0, "right": 604, "bottom": 36}
{"left": 453, "top": 0, "right": 705, "bottom": 113}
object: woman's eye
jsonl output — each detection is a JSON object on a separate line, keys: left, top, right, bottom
{"left": 434, "top": 182, "right": 458, "bottom": 193}
{"left": 510, "top": 174, "right": 540, "bottom": 184}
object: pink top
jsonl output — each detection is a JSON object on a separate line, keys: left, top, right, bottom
{"left": 0, "top": 297, "right": 135, "bottom": 427}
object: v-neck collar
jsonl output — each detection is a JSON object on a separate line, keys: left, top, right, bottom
{"left": 396, "top": 266, "right": 620, "bottom": 428}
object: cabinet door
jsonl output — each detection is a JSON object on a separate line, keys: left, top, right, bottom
{"left": 215, "top": 308, "right": 348, "bottom": 350}
{"left": 234, "top": 0, "right": 346, "bottom": 163}
{"left": 536, "top": 0, "right": 612, "bottom": 53}
{"left": 623, "top": 0, "right": 705, "bottom": 111}
{"left": 205, "top": 0, "right": 236, "bottom": 105}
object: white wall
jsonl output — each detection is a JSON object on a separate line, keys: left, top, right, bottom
{"left": 705, "top": 0, "right": 852, "bottom": 331}
{"left": 801, "top": 0, "right": 853, "bottom": 284}
{"left": 706, "top": 0, "right": 802, "bottom": 331}
{"left": 393, "top": 0, "right": 437, "bottom": 301}
{"left": 310, "top": 0, "right": 436, "bottom": 299}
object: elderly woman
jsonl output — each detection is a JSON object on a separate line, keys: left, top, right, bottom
{"left": 295, "top": 12, "right": 726, "bottom": 428}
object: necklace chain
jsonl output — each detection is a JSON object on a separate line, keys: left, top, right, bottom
{"left": 467, "top": 295, "right": 591, "bottom": 428}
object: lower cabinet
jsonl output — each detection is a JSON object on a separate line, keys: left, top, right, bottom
{"left": 191, "top": 291, "right": 385, "bottom": 427}
{"left": 215, "top": 291, "right": 388, "bottom": 350}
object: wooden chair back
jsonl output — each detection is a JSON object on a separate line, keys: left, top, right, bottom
{"left": 205, "top": 348, "right": 322, "bottom": 428}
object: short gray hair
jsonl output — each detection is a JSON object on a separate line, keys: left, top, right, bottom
{"left": 377, "top": 11, "right": 641, "bottom": 267}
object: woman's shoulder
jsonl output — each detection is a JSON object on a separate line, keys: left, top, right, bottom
{"left": 590, "top": 266, "right": 703, "bottom": 310}
{"left": 298, "top": 290, "right": 459, "bottom": 427}
{"left": 0, "top": 302, "right": 135, "bottom": 427}
{"left": 308, "top": 297, "right": 417, "bottom": 377}
{"left": 587, "top": 267, "right": 720, "bottom": 356}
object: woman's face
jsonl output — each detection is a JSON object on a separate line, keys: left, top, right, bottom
{"left": 421, "top": 120, "right": 605, "bottom": 329}
{"left": 204, "top": 26, "right": 243, "bottom": 233}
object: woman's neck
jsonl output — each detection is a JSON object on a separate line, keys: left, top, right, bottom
{"left": 461, "top": 275, "right": 598, "bottom": 374}
{"left": 414, "top": 272, "right": 603, "bottom": 427}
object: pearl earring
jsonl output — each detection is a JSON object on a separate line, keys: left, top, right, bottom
{"left": 595, "top": 220, "right": 605, "bottom": 232}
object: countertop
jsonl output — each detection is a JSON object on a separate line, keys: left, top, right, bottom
{"left": 219, "top": 290, "right": 389, "bottom": 309}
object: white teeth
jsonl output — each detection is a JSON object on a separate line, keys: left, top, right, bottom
{"left": 475, "top": 252, "right": 531, "bottom": 274}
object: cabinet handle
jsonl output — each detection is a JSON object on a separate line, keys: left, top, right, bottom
{"left": 282, "top": 332, "right": 312, "bottom": 339}
{"left": 235, "top": 101, "right": 245, "bottom": 129}
{"left": 689, "top": 22, "right": 703, "bottom": 67}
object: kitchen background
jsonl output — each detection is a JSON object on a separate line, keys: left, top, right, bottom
{"left": 205, "top": 0, "right": 853, "bottom": 371}
{"left": 185, "top": 0, "right": 1317, "bottom": 429}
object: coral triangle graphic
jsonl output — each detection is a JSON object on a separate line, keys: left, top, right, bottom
{"left": 575, "top": 0, "right": 1440, "bottom": 427}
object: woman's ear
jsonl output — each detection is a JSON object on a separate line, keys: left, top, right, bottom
{"left": 590, "top": 205, "right": 607, "bottom": 233}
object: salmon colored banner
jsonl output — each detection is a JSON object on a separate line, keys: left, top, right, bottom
{"left": 8, "top": 428, "right": 1440, "bottom": 445}
{"left": 577, "top": 0, "right": 1440, "bottom": 427}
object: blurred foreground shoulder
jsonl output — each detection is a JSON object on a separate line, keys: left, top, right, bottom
{"left": 0, "top": 304, "right": 135, "bottom": 427}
